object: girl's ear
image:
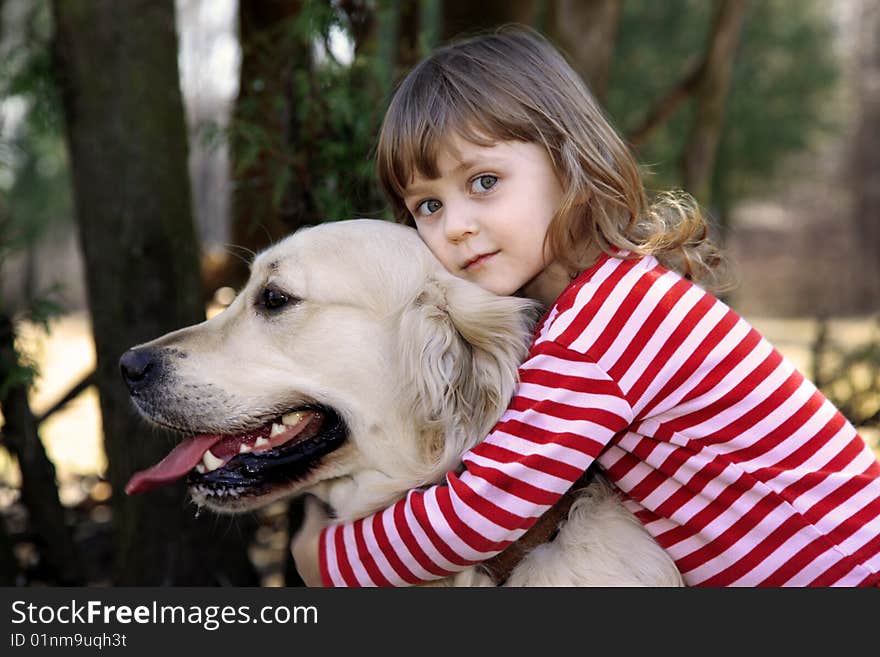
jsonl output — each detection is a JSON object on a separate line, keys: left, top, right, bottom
{"left": 397, "top": 271, "right": 539, "bottom": 468}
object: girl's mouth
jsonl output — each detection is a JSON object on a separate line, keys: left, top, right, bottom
{"left": 464, "top": 251, "right": 500, "bottom": 270}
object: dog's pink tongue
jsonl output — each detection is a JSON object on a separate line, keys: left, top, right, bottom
{"left": 125, "top": 434, "right": 222, "bottom": 495}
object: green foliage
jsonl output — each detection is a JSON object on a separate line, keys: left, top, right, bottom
{"left": 608, "top": 0, "right": 841, "bottom": 207}
{"left": 0, "top": 1, "right": 64, "bottom": 133}
{"left": 713, "top": 0, "right": 840, "bottom": 205}
{"left": 0, "top": 353, "right": 36, "bottom": 401}
{"left": 22, "top": 285, "right": 64, "bottom": 333}
{"left": 0, "top": 283, "right": 64, "bottom": 401}
{"left": 608, "top": 0, "right": 713, "bottom": 180}
{"left": 211, "top": 0, "right": 388, "bottom": 228}
{"left": 223, "top": 1, "right": 842, "bottom": 230}
{"left": 0, "top": 0, "right": 72, "bottom": 254}
{"left": 294, "top": 22, "right": 388, "bottom": 223}
{"left": 0, "top": 0, "right": 71, "bottom": 396}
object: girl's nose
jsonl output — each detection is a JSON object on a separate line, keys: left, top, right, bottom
{"left": 443, "top": 204, "right": 478, "bottom": 243}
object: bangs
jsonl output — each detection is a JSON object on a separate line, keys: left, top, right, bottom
{"left": 377, "top": 56, "right": 541, "bottom": 216}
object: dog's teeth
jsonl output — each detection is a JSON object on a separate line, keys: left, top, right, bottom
{"left": 202, "top": 449, "right": 224, "bottom": 472}
{"left": 196, "top": 464, "right": 206, "bottom": 474}
{"left": 239, "top": 443, "right": 252, "bottom": 454}
{"left": 282, "top": 411, "right": 305, "bottom": 426}
{"left": 255, "top": 437, "right": 269, "bottom": 448}
{"left": 270, "top": 422, "right": 286, "bottom": 437}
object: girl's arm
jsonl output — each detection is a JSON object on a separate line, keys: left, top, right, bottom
{"left": 311, "top": 341, "right": 633, "bottom": 587}
{"left": 291, "top": 496, "right": 330, "bottom": 586}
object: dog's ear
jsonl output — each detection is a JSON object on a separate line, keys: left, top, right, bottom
{"left": 397, "top": 272, "right": 540, "bottom": 474}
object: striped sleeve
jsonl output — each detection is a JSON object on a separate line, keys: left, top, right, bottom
{"left": 540, "top": 254, "right": 880, "bottom": 586}
{"left": 317, "top": 253, "right": 880, "bottom": 587}
{"left": 318, "top": 340, "right": 633, "bottom": 586}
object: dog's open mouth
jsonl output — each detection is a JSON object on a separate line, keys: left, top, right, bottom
{"left": 124, "top": 407, "right": 346, "bottom": 499}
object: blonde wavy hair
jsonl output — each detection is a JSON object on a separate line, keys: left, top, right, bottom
{"left": 376, "top": 26, "right": 732, "bottom": 293}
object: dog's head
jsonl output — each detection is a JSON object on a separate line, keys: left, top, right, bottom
{"left": 121, "top": 220, "right": 538, "bottom": 520}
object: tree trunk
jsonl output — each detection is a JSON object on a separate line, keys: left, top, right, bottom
{"left": 217, "top": 0, "right": 310, "bottom": 292}
{"left": 0, "top": 313, "right": 82, "bottom": 584}
{"left": 546, "top": 0, "right": 621, "bottom": 104}
{"left": 419, "top": 0, "right": 442, "bottom": 55}
{"left": 375, "top": 0, "right": 403, "bottom": 92}
{"left": 627, "top": 65, "right": 704, "bottom": 149}
{"left": 681, "top": 0, "right": 750, "bottom": 204}
{"left": 851, "top": 0, "right": 880, "bottom": 309}
{"left": 339, "top": 0, "right": 374, "bottom": 56}
{"left": 0, "top": 513, "right": 18, "bottom": 585}
{"left": 51, "top": 0, "right": 257, "bottom": 585}
{"left": 343, "top": 1, "right": 418, "bottom": 93}
{"left": 441, "top": 0, "right": 536, "bottom": 41}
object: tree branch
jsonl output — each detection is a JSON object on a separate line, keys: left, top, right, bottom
{"left": 626, "top": 61, "right": 704, "bottom": 148}
{"left": 34, "top": 370, "right": 96, "bottom": 426}
{"left": 0, "top": 312, "right": 83, "bottom": 584}
{"left": 681, "top": 0, "right": 751, "bottom": 202}
{"left": 625, "top": 0, "right": 750, "bottom": 153}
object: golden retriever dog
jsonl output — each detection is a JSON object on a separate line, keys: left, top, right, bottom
{"left": 120, "top": 219, "right": 683, "bottom": 586}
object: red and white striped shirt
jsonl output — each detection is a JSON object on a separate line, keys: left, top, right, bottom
{"left": 319, "top": 253, "right": 880, "bottom": 586}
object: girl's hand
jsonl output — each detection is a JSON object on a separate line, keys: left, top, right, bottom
{"left": 290, "top": 496, "right": 329, "bottom": 587}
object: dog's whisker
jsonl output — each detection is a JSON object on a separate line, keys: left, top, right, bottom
{"left": 221, "top": 243, "right": 257, "bottom": 267}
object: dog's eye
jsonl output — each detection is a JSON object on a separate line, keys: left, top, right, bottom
{"left": 259, "top": 287, "right": 293, "bottom": 311}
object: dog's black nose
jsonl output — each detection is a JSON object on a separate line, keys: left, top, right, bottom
{"left": 120, "top": 348, "right": 161, "bottom": 393}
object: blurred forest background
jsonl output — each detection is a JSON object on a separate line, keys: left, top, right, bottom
{"left": 0, "top": 0, "right": 877, "bottom": 586}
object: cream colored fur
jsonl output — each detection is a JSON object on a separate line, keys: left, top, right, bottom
{"left": 131, "top": 219, "right": 683, "bottom": 587}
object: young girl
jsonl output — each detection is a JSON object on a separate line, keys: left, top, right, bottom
{"left": 291, "top": 27, "right": 880, "bottom": 587}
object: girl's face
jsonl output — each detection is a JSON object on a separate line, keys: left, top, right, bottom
{"left": 402, "top": 136, "right": 568, "bottom": 304}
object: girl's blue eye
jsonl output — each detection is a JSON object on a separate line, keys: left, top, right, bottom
{"left": 417, "top": 199, "right": 442, "bottom": 216}
{"left": 471, "top": 175, "right": 498, "bottom": 192}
